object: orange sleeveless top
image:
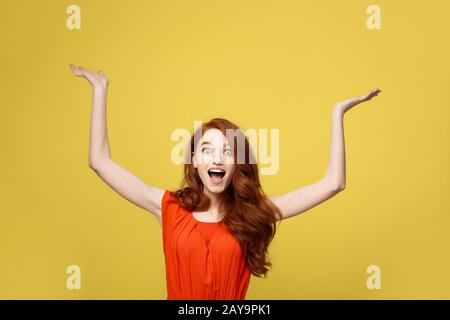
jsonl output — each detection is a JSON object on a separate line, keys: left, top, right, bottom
{"left": 161, "top": 190, "right": 251, "bottom": 300}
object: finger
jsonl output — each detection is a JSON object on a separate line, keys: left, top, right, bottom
{"left": 69, "top": 63, "right": 79, "bottom": 74}
{"left": 98, "top": 71, "right": 109, "bottom": 84}
{"left": 79, "top": 66, "right": 98, "bottom": 83}
{"left": 98, "top": 70, "right": 109, "bottom": 79}
{"left": 98, "top": 70, "right": 107, "bottom": 79}
{"left": 78, "top": 65, "right": 87, "bottom": 76}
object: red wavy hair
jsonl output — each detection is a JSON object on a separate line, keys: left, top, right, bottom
{"left": 172, "top": 117, "right": 282, "bottom": 278}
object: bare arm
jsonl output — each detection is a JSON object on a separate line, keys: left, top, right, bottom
{"left": 268, "top": 88, "right": 381, "bottom": 221}
{"left": 69, "top": 64, "right": 165, "bottom": 224}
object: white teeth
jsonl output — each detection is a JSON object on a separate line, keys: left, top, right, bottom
{"left": 209, "top": 169, "right": 225, "bottom": 173}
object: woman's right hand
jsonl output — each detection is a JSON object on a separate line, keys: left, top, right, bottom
{"left": 69, "top": 63, "right": 109, "bottom": 90}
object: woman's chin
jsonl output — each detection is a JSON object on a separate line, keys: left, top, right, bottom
{"left": 204, "top": 183, "right": 228, "bottom": 194}
{"left": 206, "top": 186, "right": 224, "bottom": 193}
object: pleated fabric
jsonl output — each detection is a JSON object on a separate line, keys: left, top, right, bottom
{"left": 161, "top": 190, "right": 251, "bottom": 300}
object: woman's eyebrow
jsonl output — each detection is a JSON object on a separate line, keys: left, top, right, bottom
{"left": 200, "top": 141, "right": 230, "bottom": 147}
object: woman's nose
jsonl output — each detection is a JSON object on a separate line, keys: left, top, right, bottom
{"left": 213, "top": 150, "right": 224, "bottom": 164}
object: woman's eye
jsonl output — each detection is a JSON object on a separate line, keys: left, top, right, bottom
{"left": 224, "top": 149, "right": 232, "bottom": 156}
{"left": 202, "top": 148, "right": 211, "bottom": 154}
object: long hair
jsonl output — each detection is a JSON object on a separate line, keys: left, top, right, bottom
{"left": 172, "top": 117, "right": 282, "bottom": 278}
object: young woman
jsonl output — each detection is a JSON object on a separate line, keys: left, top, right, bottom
{"left": 69, "top": 63, "right": 381, "bottom": 299}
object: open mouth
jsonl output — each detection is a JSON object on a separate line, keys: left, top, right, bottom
{"left": 207, "top": 169, "right": 226, "bottom": 185}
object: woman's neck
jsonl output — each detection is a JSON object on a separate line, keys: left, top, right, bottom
{"left": 203, "top": 189, "right": 225, "bottom": 215}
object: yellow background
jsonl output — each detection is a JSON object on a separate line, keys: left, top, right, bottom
{"left": 1, "top": 0, "right": 449, "bottom": 299}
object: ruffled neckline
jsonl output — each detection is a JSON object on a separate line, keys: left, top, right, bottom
{"left": 189, "top": 211, "right": 224, "bottom": 225}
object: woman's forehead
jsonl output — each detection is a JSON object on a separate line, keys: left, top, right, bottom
{"left": 200, "top": 128, "right": 230, "bottom": 145}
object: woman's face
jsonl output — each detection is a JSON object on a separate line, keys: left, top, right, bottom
{"left": 192, "top": 128, "right": 236, "bottom": 194}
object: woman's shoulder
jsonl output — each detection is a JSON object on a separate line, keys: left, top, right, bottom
{"left": 162, "top": 189, "right": 178, "bottom": 210}
{"left": 162, "top": 189, "right": 189, "bottom": 217}
{"left": 162, "top": 189, "right": 174, "bottom": 201}
{"left": 161, "top": 189, "right": 192, "bottom": 234}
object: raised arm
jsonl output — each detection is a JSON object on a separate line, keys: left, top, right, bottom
{"left": 268, "top": 88, "right": 381, "bottom": 221}
{"left": 69, "top": 64, "right": 165, "bottom": 224}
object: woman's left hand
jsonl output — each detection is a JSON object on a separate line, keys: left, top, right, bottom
{"left": 360, "top": 88, "right": 381, "bottom": 102}
{"left": 334, "top": 88, "right": 381, "bottom": 113}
